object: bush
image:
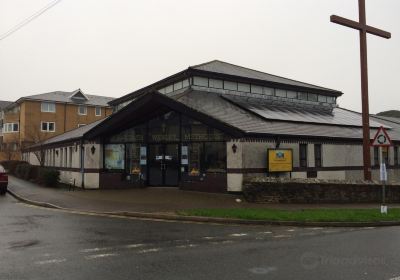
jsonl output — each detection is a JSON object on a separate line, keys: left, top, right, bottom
{"left": 38, "top": 168, "right": 60, "bottom": 187}
{"left": 15, "top": 163, "right": 32, "bottom": 180}
{"left": 0, "top": 160, "right": 27, "bottom": 175}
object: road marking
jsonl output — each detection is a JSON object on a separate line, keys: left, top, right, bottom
{"left": 249, "top": 266, "right": 277, "bottom": 275}
{"left": 259, "top": 231, "right": 272, "bottom": 234}
{"left": 80, "top": 247, "right": 111, "bottom": 253}
{"left": 389, "top": 276, "right": 400, "bottom": 280}
{"left": 229, "top": 233, "right": 248, "bottom": 237}
{"left": 287, "top": 229, "right": 296, "bottom": 232}
{"left": 273, "top": 235, "right": 291, "bottom": 238}
{"left": 85, "top": 253, "right": 118, "bottom": 260}
{"left": 35, "top": 258, "right": 66, "bottom": 265}
{"left": 308, "top": 227, "right": 323, "bottom": 230}
{"left": 137, "top": 248, "right": 161, "bottom": 254}
{"left": 176, "top": 244, "right": 198, "bottom": 249}
{"left": 124, "top": 244, "right": 145, "bottom": 249}
{"left": 202, "top": 236, "right": 216, "bottom": 240}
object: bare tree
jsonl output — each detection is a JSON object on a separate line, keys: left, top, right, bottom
{"left": 1, "top": 133, "right": 20, "bottom": 161}
{"left": 24, "top": 125, "right": 48, "bottom": 166}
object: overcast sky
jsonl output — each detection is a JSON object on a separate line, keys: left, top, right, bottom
{"left": 0, "top": 0, "right": 398, "bottom": 113}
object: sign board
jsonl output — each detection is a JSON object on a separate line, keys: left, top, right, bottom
{"left": 268, "top": 149, "right": 293, "bottom": 172}
{"left": 371, "top": 126, "right": 392, "bottom": 147}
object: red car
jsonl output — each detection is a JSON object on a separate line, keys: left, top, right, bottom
{"left": 0, "top": 165, "right": 8, "bottom": 195}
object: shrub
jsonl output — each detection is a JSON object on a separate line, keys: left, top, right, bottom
{"left": 38, "top": 168, "right": 60, "bottom": 187}
{"left": 15, "top": 163, "right": 32, "bottom": 180}
{"left": 0, "top": 160, "right": 28, "bottom": 175}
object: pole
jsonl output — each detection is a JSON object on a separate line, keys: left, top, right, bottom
{"left": 359, "top": 0, "right": 372, "bottom": 180}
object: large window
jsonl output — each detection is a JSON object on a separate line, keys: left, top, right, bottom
{"left": 314, "top": 144, "right": 322, "bottom": 167}
{"left": 41, "top": 122, "right": 55, "bottom": 132}
{"left": 4, "top": 123, "right": 19, "bottom": 133}
{"left": 109, "top": 124, "right": 146, "bottom": 143}
{"left": 41, "top": 102, "right": 56, "bottom": 112}
{"left": 299, "top": 144, "right": 307, "bottom": 168}
{"left": 105, "top": 144, "right": 125, "bottom": 169}
{"left": 187, "top": 142, "right": 226, "bottom": 174}
{"left": 148, "top": 112, "right": 179, "bottom": 142}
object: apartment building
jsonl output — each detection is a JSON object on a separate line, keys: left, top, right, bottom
{"left": 1, "top": 89, "right": 114, "bottom": 160}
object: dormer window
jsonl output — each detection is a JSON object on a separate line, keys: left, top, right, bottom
{"left": 70, "top": 89, "right": 89, "bottom": 103}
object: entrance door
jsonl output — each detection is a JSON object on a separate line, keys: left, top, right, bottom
{"left": 148, "top": 144, "right": 179, "bottom": 186}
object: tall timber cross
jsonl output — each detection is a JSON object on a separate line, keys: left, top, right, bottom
{"left": 331, "top": 0, "right": 391, "bottom": 180}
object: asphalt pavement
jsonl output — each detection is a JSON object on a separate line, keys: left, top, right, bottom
{"left": 1, "top": 194, "right": 400, "bottom": 280}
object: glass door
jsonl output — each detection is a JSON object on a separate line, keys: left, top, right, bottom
{"left": 148, "top": 144, "right": 179, "bottom": 186}
{"left": 148, "top": 144, "right": 163, "bottom": 185}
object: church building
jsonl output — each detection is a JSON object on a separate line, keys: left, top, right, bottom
{"left": 23, "top": 60, "right": 400, "bottom": 192}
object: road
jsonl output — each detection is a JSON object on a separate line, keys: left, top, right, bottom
{"left": 1, "top": 194, "right": 400, "bottom": 280}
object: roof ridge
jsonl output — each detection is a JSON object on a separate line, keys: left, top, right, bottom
{"left": 192, "top": 59, "right": 341, "bottom": 93}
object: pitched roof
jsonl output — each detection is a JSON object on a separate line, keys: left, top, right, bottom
{"left": 15, "top": 89, "right": 114, "bottom": 107}
{"left": 28, "top": 89, "right": 400, "bottom": 149}
{"left": 0, "top": 100, "right": 13, "bottom": 110}
{"left": 190, "top": 60, "right": 342, "bottom": 95}
{"left": 109, "top": 60, "right": 343, "bottom": 106}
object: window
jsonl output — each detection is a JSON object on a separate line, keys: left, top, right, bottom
{"left": 64, "top": 147, "right": 68, "bottom": 167}
{"left": 275, "top": 89, "right": 287, "bottom": 98}
{"left": 382, "top": 147, "right": 389, "bottom": 165}
{"left": 78, "top": 105, "right": 87, "bottom": 115}
{"left": 374, "top": 147, "right": 379, "bottom": 166}
{"left": 318, "top": 95, "right": 327, "bottom": 103}
{"left": 250, "top": 85, "right": 263, "bottom": 94}
{"left": 314, "top": 144, "right": 322, "bottom": 167}
{"left": 4, "top": 123, "right": 19, "bottom": 132}
{"left": 78, "top": 124, "right": 86, "bottom": 128}
{"left": 287, "top": 91, "right": 297, "bottom": 99}
{"left": 209, "top": 79, "right": 223, "bottom": 89}
{"left": 204, "top": 142, "right": 226, "bottom": 172}
{"left": 224, "top": 81, "right": 237, "bottom": 91}
{"left": 298, "top": 92, "right": 308, "bottom": 100}
{"left": 394, "top": 146, "right": 399, "bottom": 166}
{"left": 238, "top": 83, "right": 250, "bottom": 92}
{"left": 41, "top": 122, "right": 55, "bottom": 132}
{"left": 41, "top": 102, "right": 56, "bottom": 112}
{"left": 193, "top": 76, "right": 208, "bottom": 87}
{"left": 308, "top": 93, "right": 318, "bottom": 102}
{"left": 300, "top": 144, "right": 307, "bottom": 168}
{"left": 68, "top": 147, "right": 73, "bottom": 168}
{"left": 95, "top": 107, "right": 102, "bottom": 116}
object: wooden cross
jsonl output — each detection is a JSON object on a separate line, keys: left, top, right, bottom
{"left": 331, "top": 0, "right": 391, "bottom": 180}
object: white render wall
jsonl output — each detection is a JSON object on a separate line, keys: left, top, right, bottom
{"left": 23, "top": 142, "right": 103, "bottom": 189}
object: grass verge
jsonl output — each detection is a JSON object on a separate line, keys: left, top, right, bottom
{"left": 177, "top": 208, "right": 400, "bottom": 222}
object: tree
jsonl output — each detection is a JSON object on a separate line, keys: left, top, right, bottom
{"left": 23, "top": 125, "right": 48, "bottom": 166}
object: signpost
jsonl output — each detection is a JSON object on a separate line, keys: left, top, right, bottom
{"left": 371, "top": 126, "right": 392, "bottom": 214}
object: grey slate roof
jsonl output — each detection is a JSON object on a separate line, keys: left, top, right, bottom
{"left": 0, "top": 101, "right": 13, "bottom": 110}
{"left": 31, "top": 89, "right": 400, "bottom": 148}
{"left": 38, "top": 118, "right": 107, "bottom": 146}
{"left": 223, "top": 95, "right": 387, "bottom": 128}
{"left": 191, "top": 60, "right": 342, "bottom": 95}
{"left": 16, "top": 89, "right": 114, "bottom": 107}
{"left": 172, "top": 90, "right": 400, "bottom": 141}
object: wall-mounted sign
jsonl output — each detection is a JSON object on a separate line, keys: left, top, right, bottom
{"left": 267, "top": 149, "right": 293, "bottom": 172}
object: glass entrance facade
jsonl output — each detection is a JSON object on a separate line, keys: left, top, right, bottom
{"left": 104, "top": 111, "right": 227, "bottom": 188}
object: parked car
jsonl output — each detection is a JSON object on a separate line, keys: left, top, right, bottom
{"left": 0, "top": 165, "right": 8, "bottom": 195}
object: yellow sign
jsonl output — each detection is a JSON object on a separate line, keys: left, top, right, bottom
{"left": 268, "top": 149, "right": 293, "bottom": 172}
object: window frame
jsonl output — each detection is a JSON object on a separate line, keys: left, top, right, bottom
{"left": 314, "top": 144, "right": 322, "bottom": 167}
{"left": 41, "top": 102, "right": 56, "bottom": 113}
{"left": 4, "top": 122, "right": 19, "bottom": 133}
{"left": 41, "top": 121, "right": 56, "bottom": 132}
{"left": 95, "top": 106, "right": 102, "bottom": 116}
{"left": 78, "top": 105, "right": 87, "bottom": 115}
{"left": 299, "top": 144, "right": 308, "bottom": 168}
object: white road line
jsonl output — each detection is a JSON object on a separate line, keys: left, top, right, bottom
{"left": 308, "top": 227, "right": 323, "bottom": 230}
{"left": 259, "top": 231, "right": 272, "bottom": 234}
{"left": 85, "top": 253, "right": 118, "bottom": 260}
{"left": 202, "top": 236, "right": 216, "bottom": 240}
{"left": 35, "top": 258, "right": 66, "bottom": 265}
{"left": 124, "top": 244, "right": 146, "bottom": 249}
{"left": 287, "top": 229, "right": 296, "bottom": 232}
{"left": 80, "top": 247, "right": 111, "bottom": 253}
{"left": 229, "top": 233, "right": 248, "bottom": 237}
{"left": 137, "top": 248, "right": 161, "bottom": 254}
{"left": 176, "top": 244, "right": 198, "bottom": 249}
{"left": 389, "top": 276, "right": 400, "bottom": 280}
{"left": 273, "top": 235, "right": 291, "bottom": 238}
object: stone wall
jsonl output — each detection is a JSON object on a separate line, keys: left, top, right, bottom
{"left": 243, "top": 178, "right": 400, "bottom": 203}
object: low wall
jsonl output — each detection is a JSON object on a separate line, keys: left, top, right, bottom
{"left": 243, "top": 178, "right": 400, "bottom": 203}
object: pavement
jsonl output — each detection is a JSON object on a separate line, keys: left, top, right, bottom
{"left": 7, "top": 176, "right": 400, "bottom": 227}
{"left": 1, "top": 194, "right": 400, "bottom": 280}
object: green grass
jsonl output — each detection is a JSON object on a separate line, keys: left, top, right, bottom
{"left": 177, "top": 208, "right": 400, "bottom": 222}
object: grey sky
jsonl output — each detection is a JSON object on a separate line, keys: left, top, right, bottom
{"left": 0, "top": 0, "right": 398, "bottom": 113}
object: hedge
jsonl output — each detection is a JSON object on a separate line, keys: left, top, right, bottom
{"left": 10, "top": 162, "right": 60, "bottom": 187}
{"left": 0, "top": 160, "right": 28, "bottom": 175}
